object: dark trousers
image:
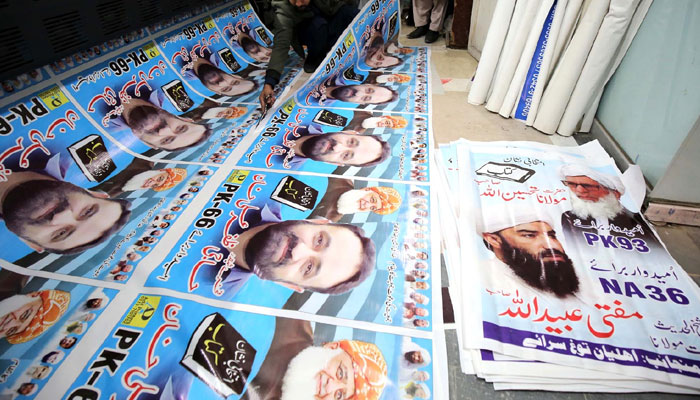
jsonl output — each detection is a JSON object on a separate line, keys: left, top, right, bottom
{"left": 297, "top": 4, "right": 358, "bottom": 65}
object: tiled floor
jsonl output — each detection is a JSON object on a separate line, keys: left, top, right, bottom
{"left": 401, "top": 26, "right": 700, "bottom": 398}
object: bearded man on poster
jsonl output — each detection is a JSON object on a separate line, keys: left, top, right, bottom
{"left": 559, "top": 164, "right": 660, "bottom": 249}
{"left": 479, "top": 208, "right": 582, "bottom": 300}
{"left": 309, "top": 178, "right": 402, "bottom": 221}
{"left": 241, "top": 317, "right": 387, "bottom": 400}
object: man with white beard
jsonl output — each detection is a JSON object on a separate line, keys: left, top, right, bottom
{"left": 559, "top": 164, "right": 660, "bottom": 249}
{"left": 280, "top": 339, "right": 387, "bottom": 400}
{"left": 309, "top": 179, "right": 402, "bottom": 222}
{"left": 241, "top": 318, "right": 387, "bottom": 400}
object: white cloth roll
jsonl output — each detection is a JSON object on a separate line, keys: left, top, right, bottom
{"left": 524, "top": 0, "right": 571, "bottom": 125}
{"left": 500, "top": 0, "right": 556, "bottom": 118}
{"left": 532, "top": 0, "right": 610, "bottom": 134}
{"left": 485, "top": 0, "right": 539, "bottom": 113}
{"left": 550, "top": 0, "right": 584, "bottom": 71}
{"left": 467, "top": 0, "right": 517, "bottom": 105}
{"left": 557, "top": 0, "right": 641, "bottom": 136}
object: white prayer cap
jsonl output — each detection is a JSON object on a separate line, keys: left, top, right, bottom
{"left": 558, "top": 164, "right": 625, "bottom": 195}
{"left": 0, "top": 294, "right": 35, "bottom": 315}
{"left": 477, "top": 204, "right": 555, "bottom": 234}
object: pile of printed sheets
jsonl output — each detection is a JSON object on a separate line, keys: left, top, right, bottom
{"left": 434, "top": 139, "right": 700, "bottom": 393}
{"left": 0, "top": 0, "right": 449, "bottom": 399}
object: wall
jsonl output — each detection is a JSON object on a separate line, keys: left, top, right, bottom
{"left": 596, "top": 0, "right": 700, "bottom": 187}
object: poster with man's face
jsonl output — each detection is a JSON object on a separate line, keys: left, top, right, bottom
{"left": 293, "top": 31, "right": 429, "bottom": 114}
{"left": 63, "top": 294, "right": 434, "bottom": 400}
{"left": 60, "top": 42, "right": 262, "bottom": 164}
{"left": 142, "top": 170, "right": 433, "bottom": 329}
{"left": 155, "top": 16, "right": 272, "bottom": 105}
{"left": 351, "top": 0, "right": 428, "bottom": 74}
{"left": 212, "top": 2, "right": 277, "bottom": 67}
{"left": 460, "top": 140, "right": 700, "bottom": 383}
{"left": 0, "top": 86, "right": 219, "bottom": 281}
{"left": 0, "top": 268, "right": 115, "bottom": 399}
{"left": 240, "top": 100, "right": 430, "bottom": 181}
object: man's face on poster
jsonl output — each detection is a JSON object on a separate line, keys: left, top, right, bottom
{"left": 283, "top": 345, "right": 357, "bottom": 400}
{"left": 331, "top": 84, "right": 394, "bottom": 104}
{"left": 247, "top": 220, "right": 370, "bottom": 292}
{"left": 240, "top": 35, "right": 272, "bottom": 62}
{"left": 59, "top": 336, "right": 76, "bottom": 348}
{"left": 484, "top": 221, "right": 579, "bottom": 298}
{"left": 315, "top": 346, "right": 355, "bottom": 399}
{"left": 198, "top": 65, "right": 255, "bottom": 96}
{"left": 86, "top": 298, "right": 102, "bottom": 309}
{"left": 135, "top": 170, "right": 169, "bottom": 189}
{"left": 30, "top": 365, "right": 51, "bottom": 379}
{"left": 561, "top": 175, "right": 615, "bottom": 202}
{"left": 127, "top": 104, "right": 208, "bottom": 151}
{"left": 301, "top": 133, "right": 384, "bottom": 166}
{"left": 0, "top": 296, "right": 42, "bottom": 339}
{"left": 337, "top": 188, "right": 382, "bottom": 213}
{"left": 3, "top": 180, "right": 129, "bottom": 253}
{"left": 366, "top": 49, "right": 400, "bottom": 68}
{"left": 407, "top": 350, "right": 423, "bottom": 364}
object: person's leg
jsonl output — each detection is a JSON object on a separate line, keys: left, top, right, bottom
{"left": 408, "top": 0, "right": 430, "bottom": 38}
{"left": 327, "top": 4, "right": 359, "bottom": 46}
{"left": 424, "top": 0, "right": 447, "bottom": 42}
{"left": 428, "top": 0, "right": 447, "bottom": 31}
{"left": 297, "top": 7, "right": 330, "bottom": 70}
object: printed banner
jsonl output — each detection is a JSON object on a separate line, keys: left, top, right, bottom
{"left": 239, "top": 99, "right": 429, "bottom": 181}
{"left": 352, "top": 0, "right": 428, "bottom": 74}
{"left": 458, "top": 140, "right": 700, "bottom": 388}
{"left": 0, "top": 268, "right": 115, "bottom": 399}
{"left": 0, "top": 0, "right": 442, "bottom": 398}
{"left": 64, "top": 294, "right": 434, "bottom": 399}
{"left": 59, "top": 42, "right": 267, "bottom": 164}
{"left": 294, "top": 32, "right": 429, "bottom": 114}
{"left": 146, "top": 170, "right": 434, "bottom": 329}
{"left": 0, "top": 87, "right": 218, "bottom": 281}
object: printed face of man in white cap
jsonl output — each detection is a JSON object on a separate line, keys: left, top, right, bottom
{"left": 480, "top": 209, "right": 580, "bottom": 298}
{"left": 559, "top": 164, "right": 626, "bottom": 221}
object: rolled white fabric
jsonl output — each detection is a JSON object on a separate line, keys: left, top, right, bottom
{"left": 467, "top": 0, "right": 517, "bottom": 105}
{"left": 524, "top": 0, "right": 571, "bottom": 125}
{"left": 532, "top": 0, "right": 610, "bottom": 134}
{"left": 485, "top": 0, "right": 539, "bottom": 113}
{"left": 500, "top": 0, "right": 556, "bottom": 118}
{"left": 557, "top": 0, "right": 641, "bottom": 136}
{"left": 550, "top": 0, "right": 584, "bottom": 70}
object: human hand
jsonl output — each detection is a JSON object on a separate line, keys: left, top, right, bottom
{"left": 259, "top": 84, "right": 275, "bottom": 110}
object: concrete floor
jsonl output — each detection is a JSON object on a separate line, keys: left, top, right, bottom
{"left": 401, "top": 27, "right": 700, "bottom": 398}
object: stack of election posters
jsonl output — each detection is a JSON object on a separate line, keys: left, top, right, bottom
{"left": 434, "top": 139, "right": 700, "bottom": 393}
{"left": 0, "top": 0, "right": 449, "bottom": 399}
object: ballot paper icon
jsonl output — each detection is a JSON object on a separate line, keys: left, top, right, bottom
{"left": 162, "top": 80, "right": 194, "bottom": 112}
{"left": 218, "top": 48, "right": 242, "bottom": 73}
{"left": 68, "top": 134, "right": 117, "bottom": 182}
{"left": 255, "top": 26, "right": 272, "bottom": 46}
{"left": 312, "top": 109, "right": 348, "bottom": 127}
{"left": 180, "top": 313, "right": 256, "bottom": 397}
{"left": 475, "top": 162, "right": 535, "bottom": 183}
{"left": 270, "top": 175, "right": 319, "bottom": 211}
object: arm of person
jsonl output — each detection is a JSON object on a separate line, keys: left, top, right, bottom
{"left": 264, "top": 8, "right": 296, "bottom": 90}
{"left": 260, "top": 9, "right": 296, "bottom": 108}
